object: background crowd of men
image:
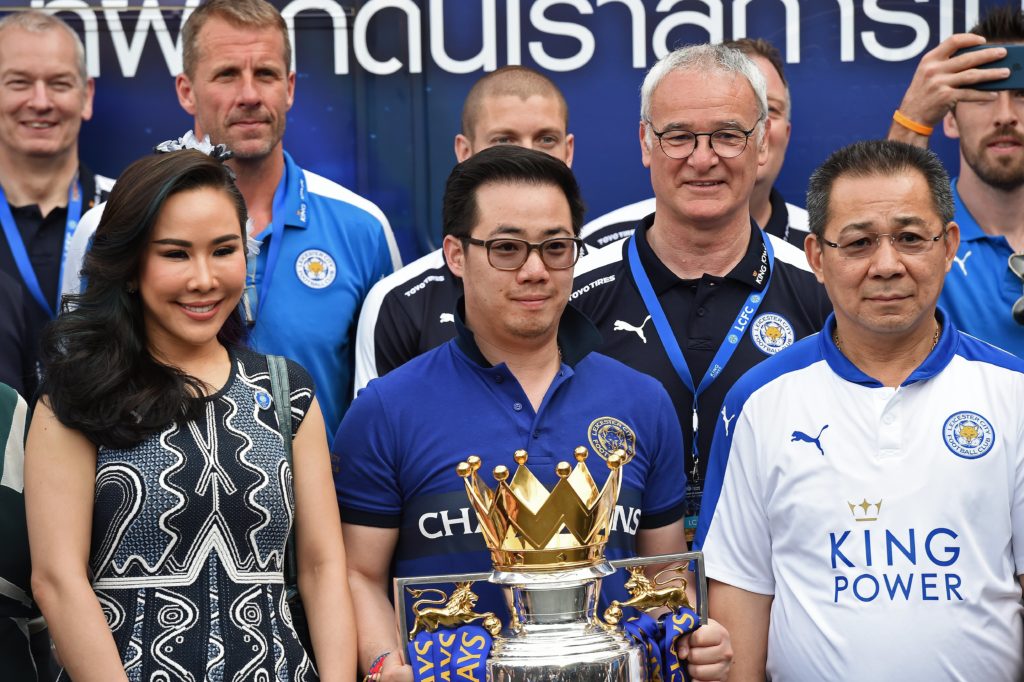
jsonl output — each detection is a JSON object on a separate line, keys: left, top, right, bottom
{"left": 2, "top": 0, "right": 1024, "bottom": 680}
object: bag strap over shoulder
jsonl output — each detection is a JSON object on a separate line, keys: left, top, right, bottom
{"left": 266, "top": 354, "right": 299, "bottom": 596}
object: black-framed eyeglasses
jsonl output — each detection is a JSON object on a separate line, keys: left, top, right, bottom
{"left": 819, "top": 230, "right": 946, "bottom": 260}
{"left": 1009, "top": 252, "right": 1024, "bottom": 325}
{"left": 461, "top": 236, "right": 586, "bottom": 271}
{"left": 646, "top": 115, "right": 763, "bottom": 160}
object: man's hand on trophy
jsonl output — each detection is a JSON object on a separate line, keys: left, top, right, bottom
{"left": 677, "top": 618, "right": 733, "bottom": 682}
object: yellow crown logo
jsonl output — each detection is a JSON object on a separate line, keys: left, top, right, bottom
{"left": 847, "top": 498, "right": 883, "bottom": 522}
{"left": 456, "top": 446, "right": 625, "bottom": 571}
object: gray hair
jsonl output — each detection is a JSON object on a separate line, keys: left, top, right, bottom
{"left": 806, "top": 140, "right": 954, "bottom": 238}
{"left": 0, "top": 10, "right": 88, "bottom": 86}
{"left": 640, "top": 44, "right": 768, "bottom": 147}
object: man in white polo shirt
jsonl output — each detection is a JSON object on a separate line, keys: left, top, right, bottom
{"left": 696, "top": 139, "right": 1024, "bottom": 680}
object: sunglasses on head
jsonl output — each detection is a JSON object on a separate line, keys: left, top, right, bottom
{"left": 1010, "top": 253, "right": 1024, "bottom": 326}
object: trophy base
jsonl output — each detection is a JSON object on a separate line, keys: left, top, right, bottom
{"left": 487, "top": 622, "right": 646, "bottom": 682}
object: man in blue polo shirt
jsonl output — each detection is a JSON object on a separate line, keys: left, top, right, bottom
{"left": 888, "top": 6, "right": 1024, "bottom": 356}
{"left": 334, "top": 146, "right": 732, "bottom": 682}
{"left": 64, "top": 0, "right": 400, "bottom": 433}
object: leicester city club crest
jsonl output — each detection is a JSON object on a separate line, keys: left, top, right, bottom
{"left": 942, "top": 411, "right": 995, "bottom": 460}
{"left": 295, "top": 249, "right": 337, "bottom": 289}
{"left": 588, "top": 417, "right": 637, "bottom": 463}
{"left": 254, "top": 388, "right": 272, "bottom": 410}
{"left": 750, "top": 313, "right": 794, "bottom": 356}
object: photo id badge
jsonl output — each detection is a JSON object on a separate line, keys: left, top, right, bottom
{"left": 684, "top": 478, "right": 703, "bottom": 544}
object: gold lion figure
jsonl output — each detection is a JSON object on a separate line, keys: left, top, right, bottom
{"left": 603, "top": 565, "right": 692, "bottom": 626}
{"left": 408, "top": 582, "right": 502, "bottom": 638}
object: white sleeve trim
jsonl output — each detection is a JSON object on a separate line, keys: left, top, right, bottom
{"left": 768, "top": 233, "right": 812, "bottom": 272}
{"left": 62, "top": 201, "right": 106, "bottom": 303}
{"left": 580, "top": 197, "right": 656, "bottom": 240}
{"left": 302, "top": 169, "right": 403, "bottom": 270}
{"left": 352, "top": 249, "right": 446, "bottom": 396}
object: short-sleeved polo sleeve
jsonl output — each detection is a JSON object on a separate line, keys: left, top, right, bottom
{"left": 331, "top": 382, "right": 403, "bottom": 527}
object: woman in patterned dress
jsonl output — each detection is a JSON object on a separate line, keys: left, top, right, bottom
{"left": 24, "top": 150, "right": 355, "bottom": 680}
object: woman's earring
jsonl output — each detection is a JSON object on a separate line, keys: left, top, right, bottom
{"left": 126, "top": 282, "right": 137, "bottom": 294}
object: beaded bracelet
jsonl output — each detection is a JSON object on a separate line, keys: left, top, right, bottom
{"left": 362, "top": 650, "right": 391, "bottom": 682}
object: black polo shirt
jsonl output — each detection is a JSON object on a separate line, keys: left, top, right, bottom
{"left": 352, "top": 248, "right": 463, "bottom": 393}
{"left": 0, "top": 270, "right": 27, "bottom": 398}
{"left": 0, "top": 166, "right": 112, "bottom": 397}
{"left": 570, "top": 214, "right": 832, "bottom": 485}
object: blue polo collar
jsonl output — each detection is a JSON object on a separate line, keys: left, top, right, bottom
{"left": 819, "top": 308, "right": 957, "bottom": 388}
{"left": 277, "top": 150, "right": 309, "bottom": 230}
{"left": 453, "top": 297, "right": 602, "bottom": 369}
{"left": 951, "top": 178, "right": 986, "bottom": 243}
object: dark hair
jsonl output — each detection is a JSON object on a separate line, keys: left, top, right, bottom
{"left": 806, "top": 140, "right": 953, "bottom": 238}
{"left": 442, "top": 145, "right": 586, "bottom": 238}
{"left": 723, "top": 38, "right": 787, "bottom": 89}
{"left": 39, "top": 151, "right": 248, "bottom": 449}
{"left": 971, "top": 4, "right": 1024, "bottom": 41}
{"left": 182, "top": 0, "right": 290, "bottom": 78}
{"left": 461, "top": 65, "right": 568, "bottom": 137}
{"left": 723, "top": 37, "right": 790, "bottom": 121}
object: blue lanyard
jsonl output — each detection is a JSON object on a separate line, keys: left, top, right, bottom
{"left": 0, "top": 177, "right": 82, "bottom": 319}
{"left": 243, "top": 174, "right": 288, "bottom": 324}
{"left": 627, "top": 231, "right": 774, "bottom": 473}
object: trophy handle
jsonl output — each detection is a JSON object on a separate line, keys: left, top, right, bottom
{"left": 606, "top": 551, "right": 709, "bottom": 626}
{"left": 390, "top": 552, "right": 708, "bottom": 644}
{"left": 393, "top": 570, "right": 493, "bottom": 644}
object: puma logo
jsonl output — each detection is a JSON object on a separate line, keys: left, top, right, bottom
{"left": 953, "top": 250, "right": 972, "bottom": 277}
{"left": 721, "top": 406, "right": 736, "bottom": 437}
{"left": 791, "top": 425, "right": 829, "bottom": 456}
{"left": 613, "top": 315, "right": 652, "bottom": 343}
{"left": 439, "top": 313, "right": 454, "bottom": 324}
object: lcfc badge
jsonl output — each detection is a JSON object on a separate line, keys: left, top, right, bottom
{"left": 588, "top": 416, "right": 637, "bottom": 463}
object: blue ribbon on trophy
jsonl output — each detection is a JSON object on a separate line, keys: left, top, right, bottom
{"left": 624, "top": 611, "right": 664, "bottom": 679}
{"left": 408, "top": 625, "right": 492, "bottom": 682}
{"left": 621, "top": 606, "right": 700, "bottom": 682}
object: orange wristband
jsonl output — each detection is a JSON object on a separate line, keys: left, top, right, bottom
{"left": 893, "top": 110, "right": 934, "bottom": 136}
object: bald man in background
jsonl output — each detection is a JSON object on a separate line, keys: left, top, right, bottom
{"left": 352, "top": 65, "right": 575, "bottom": 392}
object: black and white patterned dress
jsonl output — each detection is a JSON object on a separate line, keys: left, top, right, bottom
{"left": 65, "top": 348, "right": 318, "bottom": 681}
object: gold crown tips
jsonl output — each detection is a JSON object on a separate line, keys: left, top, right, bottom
{"left": 607, "top": 449, "right": 625, "bottom": 469}
{"left": 458, "top": 446, "right": 628, "bottom": 572}
{"left": 456, "top": 461, "right": 472, "bottom": 478}
{"left": 467, "top": 455, "right": 482, "bottom": 471}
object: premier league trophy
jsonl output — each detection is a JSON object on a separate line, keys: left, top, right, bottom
{"left": 394, "top": 447, "right": 707, "bottom": 682}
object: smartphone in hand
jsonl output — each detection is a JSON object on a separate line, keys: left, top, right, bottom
{"left": 955, "top": 44, "right": 1024, "bottom": 90}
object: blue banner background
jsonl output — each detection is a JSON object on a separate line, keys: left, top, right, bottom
{"left": 9, "top": 0, "right": 1011, "bottom": 261}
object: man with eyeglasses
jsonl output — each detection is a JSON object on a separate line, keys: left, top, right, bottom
{"left": 696, "top": 139, "right": 1024, "bottom": 680}
{"left": 352, "top": 65, "right": 575, "bottom": 395}
{"left": 888, "top": 6, "right": 1024, "bottom": 356}
{"left": 572, "top": 44, "right": 831, "bottom": 544}
{"left": 334, "top": 146, "right": 733, "bottom": 682}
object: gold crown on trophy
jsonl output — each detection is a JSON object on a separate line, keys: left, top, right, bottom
{"left": 456, "top": 446, "right": 625, "bottom": 571}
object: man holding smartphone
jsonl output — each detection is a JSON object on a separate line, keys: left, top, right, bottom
{"left": 889, "top": 5, "right": 1024, "bottom": 357}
